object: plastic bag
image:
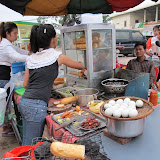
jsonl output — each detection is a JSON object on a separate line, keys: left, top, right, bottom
{"left": 10, "top": 71, "right": 25, "bottom": 89}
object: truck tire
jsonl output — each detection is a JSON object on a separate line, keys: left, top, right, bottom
{"left": 123, "top": 53, "right": 128, "bottom": 56}
{"left": 132, "top": 50, "right": 136, "bottom": 57}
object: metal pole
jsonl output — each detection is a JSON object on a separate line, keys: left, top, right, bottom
{"left": 144, "top": 9, "right": 146, "bottom": 22}
{"left": 155, "top": 7, "right": 158, "bottom": 23}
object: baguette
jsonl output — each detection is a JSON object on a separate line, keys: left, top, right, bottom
{"left": 60, "top": 96, "right": 77, "bottom": 104}
{"left": 54, "top": 81, "right": 65, "bottom": 85}
{"left": 69, "top": 72, "right": 84, "bottom": 77}
{"left": 55, "top": 77, "right": 65, "bottom": 81}
{"left": 50, "top": 141, "right": 85, "bottom": 159}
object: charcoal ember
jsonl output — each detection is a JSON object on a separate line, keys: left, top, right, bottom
{"left": 91, "top": 152, "right": 110, "bottom": 160}
{"left": 34, "top": 141, "right": 52, "bottom": 160}
{"left": 79, "top": 139, "right": 100, "bottom": 153}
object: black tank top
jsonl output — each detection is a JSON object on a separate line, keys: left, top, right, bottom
{"left": 23, "top": 61, "right": 58, "bottom": 103}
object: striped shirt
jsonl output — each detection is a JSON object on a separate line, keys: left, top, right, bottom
{"left": 126, "top": 58, "right": 156, "bottom": 88}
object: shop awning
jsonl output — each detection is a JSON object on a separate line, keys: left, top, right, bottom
{"left": 0, "top": 0, "right": 159, "bottom": 16}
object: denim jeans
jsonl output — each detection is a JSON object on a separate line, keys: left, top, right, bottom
{"left": 0, "top": 80, "right": 9, "bottom": 88}
{"left": 18, "top": 98, "right": 47, "bottom": 146}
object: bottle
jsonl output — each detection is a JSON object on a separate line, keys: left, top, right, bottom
{"left": 150, "top": 90, "right": 158, "bottom": 106}
{"left": 158, "top": 80, "right": 160, "bottom": 91}
{"left": 158, "top": 92, "right": 160, "bottom": 104}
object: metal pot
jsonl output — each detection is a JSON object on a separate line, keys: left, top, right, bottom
{"left": 105, "top": 118, "right": 145, "bottom": 138}
{"left": 74, "top": 88, "right": 99, "bottom": 107}
{"left": 101, "top": 78, "right": 129, "bottom": 94}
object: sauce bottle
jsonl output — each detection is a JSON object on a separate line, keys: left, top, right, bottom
{"left": 150, "top": 90, "right": 158, "bottom": 106}
{"left": 158, "top": 80, "right": 160, "bottom": 91}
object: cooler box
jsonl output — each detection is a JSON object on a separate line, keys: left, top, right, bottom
{"left": 12, "top": 62, "right": 25, "bottom": 74}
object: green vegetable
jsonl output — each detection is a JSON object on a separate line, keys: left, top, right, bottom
{"left": 61, "top": 90, "right": 71, "bottom": 94}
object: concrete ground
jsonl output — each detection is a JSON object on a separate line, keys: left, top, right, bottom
{"left": 0, "top": 54, "right": 134, "bottom": 159}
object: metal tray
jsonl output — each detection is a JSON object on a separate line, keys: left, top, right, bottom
{"left": 52, "top": 108, "right": 106, "bottom": 137}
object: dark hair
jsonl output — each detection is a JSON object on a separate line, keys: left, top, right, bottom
{"left": 134, "top": 42, "right": 146, "bottom": 49}
{"left": 30, "top": 24, "right": 56, "bottom": 53}
{"left": 153, "top": 25, "right": 160, "bottom": 30}
{"left": 0, "top": 22, "right": 17, "bottom": 38}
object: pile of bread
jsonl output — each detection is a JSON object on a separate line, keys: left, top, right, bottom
{"left": 71, "top": 32, "right": 101, "bottom": 49}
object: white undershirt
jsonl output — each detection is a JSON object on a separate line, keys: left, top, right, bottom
{"left": 151, "top": 36, "right": 160, "bottom": 52}
{"left": 0, "top": 38, "right": 28, "bottom": 66}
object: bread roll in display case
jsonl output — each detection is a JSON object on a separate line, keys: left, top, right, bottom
{"left": 61, "top": 24, "right": 116, "bottom": 88}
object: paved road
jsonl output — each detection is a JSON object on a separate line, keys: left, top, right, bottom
{"left": 117, "top": 54, "right": 135, "bottom": 65}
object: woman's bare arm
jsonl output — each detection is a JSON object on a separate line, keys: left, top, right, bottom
{"left": 23, "top": 68, "right": 29, "bottom": 88}
{"left": 58, "top": 54, "right": 85, "bottom": 70}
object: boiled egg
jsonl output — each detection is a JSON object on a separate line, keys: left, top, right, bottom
{"left": 105, "top": 108, "right": 113, "bottom": 116}
{"left": 116, "top": 99, "right": 123, "bottom": 105}
{"left": 129, "top": 101, "right": 136, "bottom": 107}
{"left": 121, "top": 109, "right": 129, "bottom": 118}
{"left": 124, "top": 98, "right": 131, "bottom": 104}
{"left": 109, "top": 100, "right": 116, "bottom": 106}
{"left": 129, "top": 109, "right": 138, "bottom": 117}
{"left": 104, "top": 103, "right": 112, "bottom": 109}
{"left": 136, "top": 100, "right": 143, "bottom": 108}
{"left": 113, "top": 110, "right": 121, "bottom": 118}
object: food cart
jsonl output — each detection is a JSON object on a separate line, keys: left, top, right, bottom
{"left": 1, "top": 1, "right": 159, "bottom": 159}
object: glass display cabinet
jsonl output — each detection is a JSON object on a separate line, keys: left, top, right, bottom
{"left": 61, "top": 24, "right": 116, "bottom": 88}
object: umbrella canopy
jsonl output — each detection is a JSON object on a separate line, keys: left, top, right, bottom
{"left": 0, "top": 0, "right": 159, "bottom": 16}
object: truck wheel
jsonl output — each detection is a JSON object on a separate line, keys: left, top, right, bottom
{"left": 132, "top": 50, "right": 136, "bottom": 57}
{"left": 123, "top": 53, "right": 128, "bottom": 56}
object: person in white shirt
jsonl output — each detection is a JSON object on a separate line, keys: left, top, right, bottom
{"left": 151, "top": 25, "right": 160, "bottom": 56}
{"left": 0, "top": 22, "right": 29, "bottom": 136}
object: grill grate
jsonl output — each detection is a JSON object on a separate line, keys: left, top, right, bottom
{"left": 3, "top": 131, "right": 110, "bottom": 160}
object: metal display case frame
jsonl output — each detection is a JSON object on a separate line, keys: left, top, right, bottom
{"left": 61, "top": 23, "right": 116, "bottom": 88}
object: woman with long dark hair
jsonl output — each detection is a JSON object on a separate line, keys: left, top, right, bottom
{"left": 18, "top": 24, "right": 85, "bottom": 145}
{"left": 0, "top": 22, "right": 29, "bottom": 136}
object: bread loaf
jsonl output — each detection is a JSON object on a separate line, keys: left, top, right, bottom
{"left": 50, "top": 141, "right": 85, "bottom": 159}
{"left": 69, "top": 72, "right": 84, "bottom": 77}
{"left": 60, "top": 96, "right": 77, "bottom": 104}
{"left": 55, "top": 77, "right": 65, "bottom": 81}
{"left": 54, "top": 81, "right": 65, "bottom": 85}
{"left": 73, "top": 38, "right": 86, "bottom": 44}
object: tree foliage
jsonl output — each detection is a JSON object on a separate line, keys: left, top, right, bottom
{"left": 37, "top": 14, "right": 111, "bottom": 27}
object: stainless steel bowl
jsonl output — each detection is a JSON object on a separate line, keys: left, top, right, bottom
{"left": 101, "top": 78, "right": 129, "bottom": 94}
{"left": 74, "top": 88, "right": 99, "bottom": 107}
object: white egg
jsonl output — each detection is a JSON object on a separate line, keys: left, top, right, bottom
{"left": 118, "top": 108, "right": 123, "bottom": 112}
{"left": 116, "top": 99, "right": 123, "bottom": 105}
{"left": 113, "top": 110, "right": 121, "bottom": 118}
{"left": 112, "top": 105, "right": 118, "bottom": 111}
{"left": 129, "top": 109, "right": 138, "bottom": 117}
{"left": 114, "top": 103, "right": 121, "bottom": 108}
{"left": 121, "top": 109, "right": 129, "bottom": 118}
{"left": 129, "top": 105, "right": 136, "bottom": 109}
{"left": 105, "top": 108, "right": 113, "bottom": 116}
{"left": 136, "top": 100, "right": 144, "bottom": 108}
{"left": 109, "top": 100, "right": 116, "bottom": 106}
{"left": 129, "top": 101, "right": 136, "bottom": 107}
{"left": 121, "top": 103, "right": 128, "bottom": 108}
{"left": 124, "top": 98, "right": 131, "bottom": 104}
{"left": 104, "top": 103, "right": 112, "bottom": 109}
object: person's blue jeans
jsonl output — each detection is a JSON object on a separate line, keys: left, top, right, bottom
{"left": 0, "top": 80, "right": 9, "bottom": 88}
{"left": 18, "top": 98, "right": 47, "bottom": 146}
